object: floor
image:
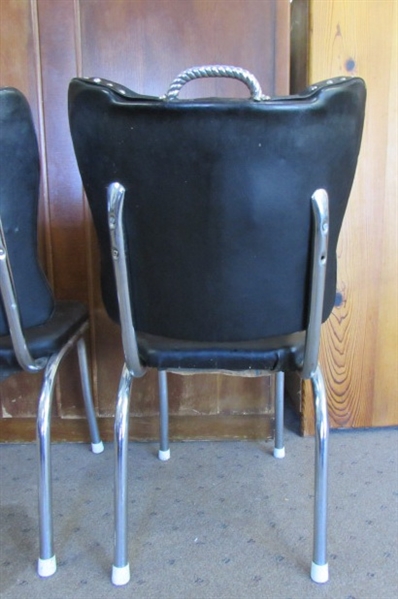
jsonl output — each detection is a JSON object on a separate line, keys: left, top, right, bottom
{"left": 0, "top": 422, "right": 397, "bottom": 599}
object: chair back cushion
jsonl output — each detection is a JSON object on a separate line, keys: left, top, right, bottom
{"left": 0, "top": 88, "right": 54, "bottom": 336}
{"left": 69, "top": 76, "right": 366, "bottom": 342}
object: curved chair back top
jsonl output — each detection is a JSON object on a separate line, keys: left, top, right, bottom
{"left": 69, "top": 76, "right": 365, "bottom": 342}
{"left": 0, "top": 88, "right": 54, "bottom": 336}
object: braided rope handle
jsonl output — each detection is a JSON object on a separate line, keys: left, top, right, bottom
{"left": 164, "top": 65, "right": 268, "bottom": 101}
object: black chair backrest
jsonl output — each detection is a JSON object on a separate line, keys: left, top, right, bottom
{"left": 0, "top": 88, "right": 54, "bottom": 336}
{"left": 69, "top": 76, "right": 365, "bottom": 343}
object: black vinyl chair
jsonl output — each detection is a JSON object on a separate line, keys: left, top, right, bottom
{"left": 68, "top": 66, "right": 366, "bottom": 586}
{"left": 0, "top": 87, "right": 104, "bottom": 578}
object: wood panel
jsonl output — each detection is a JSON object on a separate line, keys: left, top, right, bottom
{"left": 1, "top": 0, "right": 290, "bottom": 441}
{"left": 35, "top": 0, "right": 92, "bottom": 419}
{"left": 0, "top": 414, "right": 273, "bottom": 444}
{"left": 301, "top": 0, "right": 398, "bottom": 433}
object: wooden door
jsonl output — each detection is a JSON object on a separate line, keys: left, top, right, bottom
{"left": 0, "top": 0, "right": 290, "bottom": 441}
{"left": 301, "top": 0, "right": 398, "bottom": 433}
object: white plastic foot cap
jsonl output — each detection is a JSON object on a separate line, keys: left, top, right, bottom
{"left": 158, "top": 448, "right": 171, "bottom": 461}
{"left": 112, "top": 563, "right": 130, "bottom": 586}
{"left": 273, "top": 446, "right": 286, "bottom": 459}
{"left": 91, "top": 440, "right": 105, "bottom": 454}
{"left": 37, "top": 555, "right": 57, "bottom": 577}
{"left": 311, "top": 561, "right": 329, "bottom": 583}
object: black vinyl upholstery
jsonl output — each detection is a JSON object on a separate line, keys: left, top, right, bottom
{"left": 68, "top": 76, "right": 366, "bottom": 371}
{"left": 0, "top": 88, "right": 89, "bottom": 380}
{"left": 136, "top": 330, "right": 306, "bottom": 372}
{"left": 0, "top": 301, "right": 88, "bottom": 370}
{"left": 0, "top": 88, "right": 54, "bottom": 334}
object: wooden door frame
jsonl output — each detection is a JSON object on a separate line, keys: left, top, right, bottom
{"left": 285, "top": 0, "right": 310, "bottom": 428}
{"left": 290, "top": 0, "right": 310, "bottom": 94}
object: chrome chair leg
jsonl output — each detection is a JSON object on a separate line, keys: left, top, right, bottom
{"left": 36, "top": 353, "right": 59, "bottom": 578}
{"left": 36, "top": 330, "right": 104, "bottom": 578}
{"left": 158, "top": 370, "right": 170, "bottom": 461}
{"left": 112, "top": 364, "right": 133, "bottom": 586}
{"left": 310, "top": 364, "right": 329, "bottom": 583}
{"left": 77, "top": 336, "right": 104, "bottom": 454}
{"left": 273, "top": 371, "right": 285, "bottom": 458}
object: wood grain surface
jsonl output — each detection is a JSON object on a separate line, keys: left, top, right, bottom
{"left": 302, "top": 0, "right": 398, "bottom": 433}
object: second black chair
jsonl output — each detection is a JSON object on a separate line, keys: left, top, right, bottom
{"left": 68, "top": 66, "right": 366, "bottom": 586}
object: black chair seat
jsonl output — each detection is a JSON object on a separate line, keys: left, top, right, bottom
{"left": 0, "top": 300, "right": 88, "bottom": 369}
{"left": 137, "top": 330, "right": 306, "bottom": 371}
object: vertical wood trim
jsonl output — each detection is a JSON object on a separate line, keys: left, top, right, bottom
{"left": 73, "top": 0, "right": 83, "bottom": 77}
{"left": 371, "top": 9, "right": 398, "bottom": 426}
{"left": 275, "top": 0, "right": 291, "bottom": 94}
{"left": 30, "top": 0, "right": 54, "bottom": 287}
{"left": 285, "top": 0, "right": 310, "bottom": 420}
{"left": 72, "top": 0, "right": 100, "bottom": 409}
{"left": 32, "top": 0, "right": 63, "bottom": 417}
{"left": 290, "top": 0, "right": 309, "bottom": 93}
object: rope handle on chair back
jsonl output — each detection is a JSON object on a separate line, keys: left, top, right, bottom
{"left": 163, "top": 65, "right": 269, "bottom": 101}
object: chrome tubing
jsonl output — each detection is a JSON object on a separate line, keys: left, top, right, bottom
{"left": 0, "top": 215, "right": 46, "bottom": 372}
{"left": 310, "top": 364, "right": 329, "bottom": 583}
{"left": 112, "top": 363, "right": 133, "bottom": 586}
{"left": 77, "top": 336, "right": 103, "bottom": 453}
{"left": 164, "top": 65, "right": 268, "bottom": 102}
{"left": 158, "top": 371, "right": 170, "bottom": 461}
{"left": 36, "top": 351, "right": 62, "bottom": 576}
{"left": 273, "top": 372, "right": 285, "bottom": 458}
{"left": 36, "top": 321, "right": 102, "bottom": 576}
{"left": 302, "top": 189, "right": 329, "bottom": 379}
{"left": 107, "top": 183, "right": 145, "bottom": 378}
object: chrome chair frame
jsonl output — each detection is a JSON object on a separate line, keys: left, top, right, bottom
{"left": 0, "top": 215, "right": 104, "bottom": 578}
{"left": 107, "top": 182, "right": 330, "bottom": 586}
